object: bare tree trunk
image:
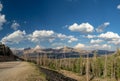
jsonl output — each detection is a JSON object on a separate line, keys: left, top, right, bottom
{"left": 37, "top": 53, "right": 40, "bottom": 65}
{"left": 55, "top": 55, "right": 57, "bottom": 69}
{"left": 59, "top": 58, "right": 61, "bottom": 69}
{"left": 39, "top": 54, "right": 42, "bottom": 65}
{"left": 72, "top": 59, "right": 74, "bottom": 72}
{"left": 47, "top": 55, "right": 50, "bottom": 67}
{"left": 104, "top": 54, "right": 107, "bottom": 78}
{"left": 43, "top": 54, "right": 47, "bottom": 66}
{"left": 113, "top": 58, "right": 118, "bottom": 80}
{"left": 110, "top": 57, "right": 114, "bottom": 79}
{"left": 113, "top": 58, "right": 115, "bottom": 79}
{"left": 86, "top": 53, "right": 89, "bottom": 81}
{"left": 41, "top": 54, "right": 43, "bottom": 66}
{"left": 63, "top": 46, "right": 66, "bottom": 69}
{"left": 93, "top": 50, "right": 97, "bottom": 76}
{"left": 68, "top": 54, "right": 71, "bottom": 70}
{"left": 25, "top": 54, "right": 28, "bottom": 61}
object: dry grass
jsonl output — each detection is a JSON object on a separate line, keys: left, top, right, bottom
{"left": 26, "top": 63, "right": 47, "bottom": 81}
{"left": 59, "top": 69, "right": 119, "bottom": 81}
{"left": 59, "top": 69, "right": 86, "bottom": 81}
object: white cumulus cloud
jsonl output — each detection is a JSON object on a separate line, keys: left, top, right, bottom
{"left": 86, "top": 32, "right": 120, "bottom": 45}
{"left": 102, "top": 44, "right": 111, "bottom": 49}
{"left": 57, "top": 33, "right": 68, "bottom": 40}
{"left": 108, "top": 39, "right": 120, "bottom": 45}
{"left": 28, "top": 30, "right": 55, "bottom": 42}
{"left": 68, "top": 37, "right": 78, "bottom": 43}
{"left": 33, "top": 30, "right": 54, "bottom": 37}
{"left": 1, "top": 30, "right": 26, "bottom": 44}
{"left": 1, "top": 29, "right": 78, "bottom": 45}
{"left": 57, "top": 33, "right": 78, "bottom": 42}
{"left": 68, "top": 22, "right": 94, "bottom": 33}
{"left": 74, "top": 43, "right": 85, "bottom": 49}
{"left": 85, "top": 34, "right": 97, "bottom": 39}
{"left": 0, "top": 3, "right": 6, "bottom": 30}
{"left": 28, "top": 30, "right": 78, "bottom": 43}
{"left": 11, "top": 21, "right": 20, "bottom": 30}
{"left": 98, "top": 31, "right": 120, "bottom": 40}
{"left": 0, "top": 14, "right": 6, "bottom": 30}
{"left": 104, "top": 22, "right": 110, "bottom": 26}
{"left": 96, "top": 22, "right": 110, "bottom": 33}
{"left": 74, "top": 43, "right": 111, "bottom": 50}
{"left": 90, "top": 39, "right": 103, "bottom": 44}
{"left": 117, "top": 4, "right": 120, "bottom": 9}
{"left": 89, "top": 44, "right": 111, "bottom": 50}
{"left": 0, "top": 3, "right": 3, "bottom": 11}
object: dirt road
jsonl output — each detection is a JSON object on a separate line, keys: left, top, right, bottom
{"left": 0, "top": 61, "right": 46, "bottom": 81}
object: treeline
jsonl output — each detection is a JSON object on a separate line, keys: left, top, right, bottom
{"left": 25, "top": 49, "right": 120, "bottom": 81}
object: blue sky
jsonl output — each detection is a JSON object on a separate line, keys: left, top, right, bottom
{"left": 0, "top": 0, "right": 120, "bottom": 50}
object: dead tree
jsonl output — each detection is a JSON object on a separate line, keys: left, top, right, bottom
{"left": 104, "top": 53, "right": 107, "bottom": 78}
{"left": 37, "top": 53, "right": 40, "bottom": 65}
{"left": 86, "top": 53, "right": 89, "bottom": 81}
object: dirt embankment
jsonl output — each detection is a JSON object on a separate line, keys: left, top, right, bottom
{"left": 40, "top": 67, "right": 77, "bottom": 81}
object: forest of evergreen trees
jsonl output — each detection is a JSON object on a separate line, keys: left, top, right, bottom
{"left": 26, "top": 49, "right": 120, "bottom": 81}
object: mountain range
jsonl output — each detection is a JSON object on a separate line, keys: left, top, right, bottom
{"left": 12, "top": 45, "right": 115, "bottom": 58}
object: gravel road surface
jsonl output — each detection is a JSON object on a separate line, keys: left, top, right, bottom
{"left": 0, "top": 61, "right": 38, "bottom": 81}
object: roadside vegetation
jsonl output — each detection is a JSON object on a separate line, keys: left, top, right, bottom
{"left": 26, "top": 63, "right": 47, "bottom": 81}
{"left": 26, "top": 49, "right": 120, "bottom": 81}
